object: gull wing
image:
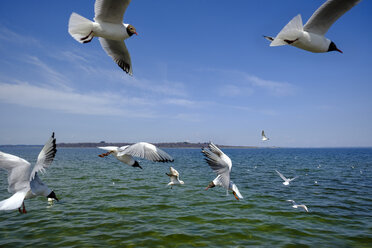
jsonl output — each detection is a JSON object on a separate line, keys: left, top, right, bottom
{"left": 0, "top": 190, "right": 28, "bottom": 211}
{"left": 170, "top": 175, "right": 179, "bottom": 184}
{"left": 289, "top": 176, "right": 298, "bottom": 182}
{"left": 168, "top": 167, "right": 179, "bottom": 177}
{"left": 202, "top": 144, "right": 231, "bottom": 189}
{"left": 299, "top": 204, "right": 309, "bottom": 212}
{"left": 303, "top": 0, "right": 361, "bottom": 35}
{"left": 118, "top": 142, "right": 174, "bottom": 162}
{"left": 231, "top": 182, "right": 243, "bottom": 199}
{"left": 30, "top": 132, "right": 57, "bottom": 181}
{"left": 275, "top": 170, "right": 288, "bottom": 182}
{"left": 262, "top": 130, "right": 269, "bottom": 140}
{"left": 0, "top": 151, "right": 31, "bottom": 194}
{"left": 98, "top": 146, "right": 119, "bottom": 152}
{"left": 94, "top": 0, "right": 131, "bottom": 23}
{"left": 99, "top": 38, "right": 133, "bottom": 75}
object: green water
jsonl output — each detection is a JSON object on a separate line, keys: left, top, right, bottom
{"left": 0, "top": 147, "right": 372, "bottom": 247}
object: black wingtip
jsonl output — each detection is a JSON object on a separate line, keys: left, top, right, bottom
{"left": 52, "top": 132, "right": 55, "bottom": 138}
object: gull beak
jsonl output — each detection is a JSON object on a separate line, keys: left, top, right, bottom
{"left": 135, "top": 31, "right": 138, "bottom": 36}
{"left": 336, "top": 48, "right": 343, "bottom": 53}
{"left": 233, "top": 191, "right": 239, "bottom": 201}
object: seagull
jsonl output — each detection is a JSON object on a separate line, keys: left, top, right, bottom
{"left": 0, "top": 133, "right": 58, "bottom": 214}
{"left": 68, "top": 0, "right": 137, "bottom": 75}
{"left": 261, "top": 130, "right": 269, "bottom": 141}
{"left": 202, "top": 142, "right": 243, "bottom": 201}
{"left": 264, "top": 0, "right": 360, "bottom": 53}
{"left": 287, "top": 200, "right": 309, "bottom": 212}
{"left": 98, "top": 142, "right": 174, "bottom": 169}
{"left": 275, "top": 170, "right": 298, "bottom": 185}
{"left": 166, "top": 167, "right": 184, "bottom": 188}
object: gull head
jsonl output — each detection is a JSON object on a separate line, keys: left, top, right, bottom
{"left": 328, "top": 41, "right": 342, "bottom": 53}
{"left": 126, "top": 24, "right": 138, "bottom": 36}
{"left": 47, "top": 191, "right": 59, "bottom": 202}
{"left": 205, "top": 181, "right": 215, "bottom": 190}
{"left": 132, "top": 161, "right": 143, "bottom": 169}
{"left": 283, "top": 181, "right": 290, "bottom": 186}
{"left": 179, "top": 180, "right": 185, "bottom": 185}
{"left": 232, "top": 191, "right": 239, "bottom": 201}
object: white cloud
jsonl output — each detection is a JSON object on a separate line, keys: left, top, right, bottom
{"left": 199, "top": 67, "right": 295, "bottom": 97}
{"left": 0, "top": 82, "right": 154, "bottom": 117}
{"left": 163, "top": 98, "right": 197, "bottom": 107}
{"left": 24, "top": 55, "right": 72, "bottom": 90}
{"left": 218, "top": 84, "right": 254, "bottom": 97}
{"left": 0, "top": 25, "right": 40, "bottom": 46}
{"left": 244, "top": 74, "right": 295, "bottom": 96}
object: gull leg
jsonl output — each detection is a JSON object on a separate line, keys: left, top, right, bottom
{"left": 22, "top": 202, "right": 27, "bottom": 214}
{"left": 83, "top": 35, "right": 94, "bottom": 43}
{"left": 80, "top": 31, "right": 93, "bottom": 41}
{"left": 233, "top": 191, "right": 239, "bottom": 201}
{"left": 98, "top": 151, "right": 113, "bottom": 158}
{"left": 284, "top": 38, "right": 299, "bottom": 45}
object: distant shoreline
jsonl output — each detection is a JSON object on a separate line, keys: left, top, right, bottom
{"left": 56, "top": 142, "right": 260, "bottom": 149}
{"left": 0, "top": 142, "right": 260, "bottom": 149}
{"left": 1, "top": 143, "right": 371, "bottom": 149}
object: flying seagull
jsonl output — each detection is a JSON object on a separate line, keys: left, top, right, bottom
{"left": 275, "top": 170, "right": 298, "bottom": 185}
{"left": 264, "top": 0, "right": 360, "bottom": 53}
{"left": 287, "top": 200, "right": 309, "bottom": 212}
{"left": 202, "top": 142, "right": 243, "bottom": 200}
{"left": 98, "top": 142, "right": 174, "bottom": 169}
{"left": 262, "top": 130, "right": 269, "bottom": 141}
{"left": 68, "top": 0, "right": 137, "bottom": 75}
{"left": 0, "top": 133, "right": 58, "bottom": 214}
{"left": 166, "top": 167, "right": 184, "bottom": 188}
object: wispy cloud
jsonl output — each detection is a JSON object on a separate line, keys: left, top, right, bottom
{"left": 24, "top": 56, "right": 72, "bottom": 90}
{"left": 162, "top": 98, "right": 198, "bottom": 107}
{"left": 120, "top": 77, "right": 188, "bottom": 97}
{"left": 243, "top": 74, "right": 295, "bottom": 96}
{"left": 0, "top": 82, "right": 154, "bottom": 117}
{"left": 0, "top": 25, "right": 40, "bottom": 46}
{"left": 198, "top": 67, "right": 295, "bottom": 97}
{"left": 218, "top": 84, "right": 254, "bottom": 97}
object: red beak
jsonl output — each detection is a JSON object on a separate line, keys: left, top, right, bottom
{"left": 336, "top": 48, "right": 343, "bottom": 53}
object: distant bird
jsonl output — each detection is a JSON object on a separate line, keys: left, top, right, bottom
{"left": 202, "top": 142, "right": 243, "bottom": 200}
{"left": 68, "top": 0, "right": 137, "bottom": 75}
{"left": 0, "top": 133, "right": 58, "bottom": 214}
{"left": 264, "top": 0, "right": 360, "bottom": 53}
{"left": 166, "top": 167, "right": 184, "bottom": 188}
{"left": 287, "top": 200, "right": 309, "bottom": 212}
{"left": 261, "top": 130, "right": 269, "bottom": 141}
{"left": 98, "top": 142, "right": 174, "bottom": 169}
{"left": 275, "top": 170, "right": 298, "bottom": 185}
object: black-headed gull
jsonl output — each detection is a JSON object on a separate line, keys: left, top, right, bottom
{"left": 0, "top": 133, "right": 58, "bottom": 214}
{"left": 166, "top": 167, "right": 184, "bottom": 188}
{"left": 275, "top": 170, "right": 298, "bottom": 185}
{"left": 264, "top": 0, "right": 360, "bottom": 53}
{"left": 202, "top": 142, "right": 243, "bottom": 201}
{"left": 287, "top": 200, "right": 309, "bottom": 212}
{"left": 68, "top": 0, "right": 137, "bottom": 75}
{"left": 98, "top": 142, "right": 174, "bottom": 169}
{"left": 261, "top": 130, "right": 269, "bottom": 141}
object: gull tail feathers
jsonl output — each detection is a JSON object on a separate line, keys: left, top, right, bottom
{"left": 0, "top": 190, "right": 27, "bottom": 211}
{"left": 270, "top": 14, "right": 303, "bottom": 47}
{"left": 68, "top": 12, "right": 94, "bottom": 43}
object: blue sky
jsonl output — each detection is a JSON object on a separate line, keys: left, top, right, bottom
{"left": 0, "top": 0, "right": 371, "bottom": 147}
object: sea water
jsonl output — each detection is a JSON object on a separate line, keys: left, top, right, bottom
{"left": 0, "top": 147, "right": 371, "bottom": 247}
